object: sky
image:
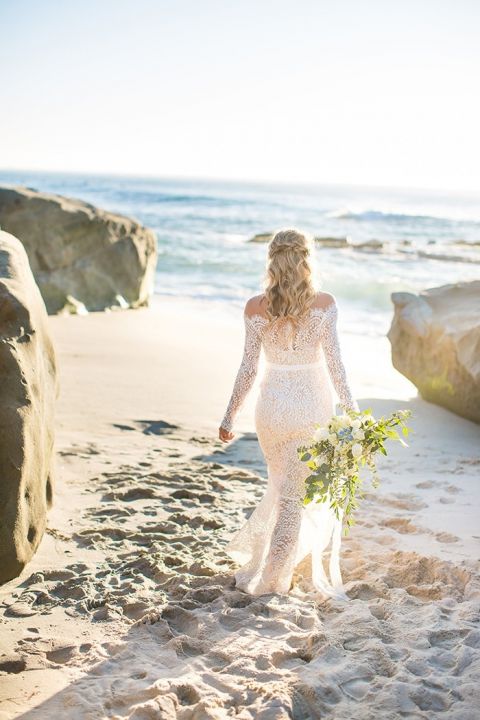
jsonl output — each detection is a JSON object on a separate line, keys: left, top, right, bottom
{"left": 1, "top": 0, "right": 479, "bottom": 192}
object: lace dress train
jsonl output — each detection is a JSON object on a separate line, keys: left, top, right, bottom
{"left": 220, "top": 301, "right": 359, "bottom": 599}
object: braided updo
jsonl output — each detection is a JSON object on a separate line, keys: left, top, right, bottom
{"left": 262, "top": 228, "right": 319, "bottom": 333}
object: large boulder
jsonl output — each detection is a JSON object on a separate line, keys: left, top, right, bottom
{"left": 0, "top": 231, "right": 58, "bottom": 583}
{"left": 387, "top": 281, "right": 480, "bottom": 423}
{"left": 0, "top": 186, "right": 158, "bottom": 314}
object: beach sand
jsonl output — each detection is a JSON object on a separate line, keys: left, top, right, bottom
{"left": 1, "top": 295, "right": 479, "bottom": 719}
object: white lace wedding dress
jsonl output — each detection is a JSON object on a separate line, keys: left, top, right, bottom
{"left": 220, "top": 300, "right": 359, "bottom": 599}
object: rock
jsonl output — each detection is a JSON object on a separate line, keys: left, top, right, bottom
{"left": 0, "top": 231, "right": 58, "bottom": 583}
{"left": 314, "top": 236, "right": 350, "bottom": 248}
{"left": 248, "top": 232, "right": 273, "bottom": 243}
{"left": 0, "top": 186, "right": 158, "bottom": 314}
{"left": 454, "top": 239, "right": 480, "bottom": 247}
{"left": 417, "top": 250, "right": 480, "bottom": 265}
{"left": 248, "top": 233, "right": 352, "bottom": 248}
{"left": 352, "top": 238, "right": 384, "bottom": 251}
{"left": 387, "top": 281, "right": 480, "bottom": 423}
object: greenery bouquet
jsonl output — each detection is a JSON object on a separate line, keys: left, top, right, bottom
{"left": 297, "top": 407, "right": 413, "bottom": 535}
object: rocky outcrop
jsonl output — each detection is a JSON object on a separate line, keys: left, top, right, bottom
{"left": 387, "top": 281, "right": 480, "bottom": 423}
{"left": 352, "top": 238, "right": 384, "bottom": 251}
{"left": 0, "top": 231, "right": 58, "bottom": 583}
{"left": 314, "top": 236, "right": 350, "bottom": 248}
{"left": 247, "top": 232, "right": 351, "bottom": 247}
{"left": 248, "top": 232, "right": 273, "bottom": 243}
{"left": 0, "top": 186, "right": 158, "bottom": 314}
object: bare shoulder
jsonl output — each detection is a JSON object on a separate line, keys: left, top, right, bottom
{"left": 312, "top": 291, "right": 337, "bottom": 311}
{"left": 244, "top": 293, "right": 267, "bottom": 318}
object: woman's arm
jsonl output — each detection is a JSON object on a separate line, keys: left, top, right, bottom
{"left": 319, "top": 301, "right": 360, "bottom": 413}
{"left": 220, "top": 311, "right": 262, "bottom": 432}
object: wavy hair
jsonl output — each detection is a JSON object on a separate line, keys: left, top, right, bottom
{"left": 262, "top": 228, "right": 319, "bottom": 341}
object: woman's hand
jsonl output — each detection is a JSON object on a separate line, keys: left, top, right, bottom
{"left": 219, "top": 426, "right": 235, "bottom": 443}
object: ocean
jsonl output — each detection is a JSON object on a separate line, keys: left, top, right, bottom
{"left": 0, "top": 170, "right": 478, "bottom": 337}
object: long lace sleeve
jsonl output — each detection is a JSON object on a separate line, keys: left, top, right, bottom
{"left": 320, "top": 302, "right": 359, "bottom": 413}
{"left": 220, "top": 313, "right": 262, "bottom": 432}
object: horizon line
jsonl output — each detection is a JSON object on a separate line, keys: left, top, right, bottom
{"left": 0, "top": 165, "right": 478, "bottom": 198}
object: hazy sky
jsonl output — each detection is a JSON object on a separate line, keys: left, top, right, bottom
{"left": 1, "top": 0, "right": 479, "bottom": 191}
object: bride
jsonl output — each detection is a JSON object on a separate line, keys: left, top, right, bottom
{"left": 218, "top": 228, "right": 359, "bottom": 600}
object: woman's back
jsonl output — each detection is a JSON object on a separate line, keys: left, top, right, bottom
{"left": 220, "top": 291, "right": 358, "bottom": 433}
{"left": 245, "top": 295, "right": 336, "bottom": 365}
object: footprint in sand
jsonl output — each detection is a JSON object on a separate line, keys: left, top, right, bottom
{"left": 224, "top": 592, "right": 255, "bottom": 609}
{"left": 184, "top": 586, "right": 224, "bottom": 605}
{"left": 102, "top": 487, "right": 158, "bottom": 502}
{"left": 58, "top": 443, "right": 100, "bottom": 458}
{"left": 0, "top": 656, "right": 27, "bottom": 673}
{"left": 173, "top": 684, "right": 201, "bottom": 706}
{"left": 167, "top": 511, "right": 223, "bottom": 530}
{"left": 135, "top": 419, "right": 179, "bottom": 435}
{"left": 161, "top": 606, "right": 200, "bottom": 636}
{"left": 112, "top": 423, "right": 137, "bottom": 432}
{"left": 46, "top": 644, "right": 79, "bottom": 665}
{"left": 189, "top": 436, "right": 213, "bottom": 445}
{"left": 380, "top": 518, "right": 422, "bottom": 534}
{"left": 428, "top": 627, "right": 470, "bottom": 649}
{"left": 376, "top": 493, "right": 428, "bottom": 511}
{"left": 435, "top": 532, "right": 460, "bottom": 543}
{"left": 444, "top": 484, "right": 462, "bottom": 494}
{"left": 271, "top": 647, "right": 314, "bottom": 668}
{"left": 4, "top": 593, "right": 49, "bottom": 618}
{"left": 113, "top": 419, "right": 180, "bottom": 435}
{"left": 381, "top": 551, "right": 471, "bottom": 600}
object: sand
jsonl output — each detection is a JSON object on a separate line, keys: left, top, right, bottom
{"left": 0, "top": 295, "right": 479, "bottom": 719}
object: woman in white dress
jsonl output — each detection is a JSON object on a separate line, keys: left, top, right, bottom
{"left": 218, "top": 228, "right": 359, "bottom": 599}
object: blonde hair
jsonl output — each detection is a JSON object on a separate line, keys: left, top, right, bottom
{"left": 262, "top": 228, "right": 319, "bottom": 340}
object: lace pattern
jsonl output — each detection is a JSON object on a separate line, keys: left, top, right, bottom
{"left": 318, "top": 303, "right": 360, "bottom": 414}
{"left": 220, "top": 313, "right": 263, "bottom": 433}
{"left": 220, "top": 300, "right": 359, "bottom": 599}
